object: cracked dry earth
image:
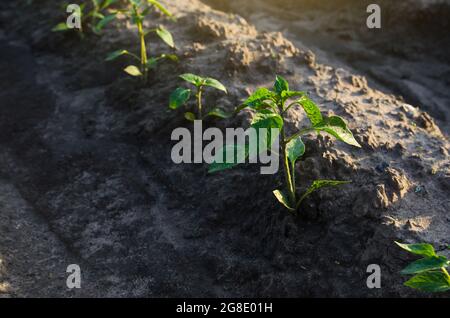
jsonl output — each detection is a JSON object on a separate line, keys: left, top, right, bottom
{"left": 0, "top": 0, "right": 449, "bottom": 297}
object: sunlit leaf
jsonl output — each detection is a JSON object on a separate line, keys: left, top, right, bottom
{"left": 273, "top": 189, "right": 295, "bottom": 211}
{"left": 314, "top": 116, "right": 361, "bottom": 148}
{"left": 124, "top": 65, "right": 142, "bottom": 76}
{"left": 242, "top": 87, "right": 276, "bottom": 109}
{"left": 180, "top": 73, "right": 205, "bottom": 87}
{"left": 395, "top": 242, "right": 437, "bottom": 258}
{"left": 298, "top": 96, "right": 323, "bottom": 126}
{"left": 147, "top": 0, "right": 174, "bottom": 19}
{"left": 184, "top": 112, "right": 196, "bottom": 121}
{"left": 400, "top": 256, "right": 449, "bottom": 275}
{"left": 156, "top": 26, "right": 174, "bottom": 48}
{"left": 404, "top": 271, "right": 450, "bottom": 293}
{"left": 274, "top": 75, "right": 289, "bottom": 95}
{"left": 204, "top": 78, "right": 227, "bottom": 93}
{"left": 161, "top": 53, "right": 178, "bottom": 62}
{"left": 297, "top": 180, "right": 350, "bottom": 208}
{"left": 105, "top": 49, "right": 128, "bottom": 61}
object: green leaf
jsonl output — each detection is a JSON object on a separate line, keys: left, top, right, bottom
{"left": 124, "top": 65, "right": 142, "bottom": 76}
{"left": 297, "top": 180, "right": 350, "bottom": 208}
{"left": 404, "top": 271, "right": 450, "bottom": 293}
{"left": 156, "top": 26, "right": 174, "bottom": 48}
{"left": 209, "top": 144, "right": 248, "bottom": 173}
{"left": 180, "top": 73, "right": 205, "bottom": 87}
{"left": 242, "top": 88, "right": 276, "bottom": 109}
{"left": 130, "top": 0, "right": 141, "bottom": 8}
{"left": 273, "top": 189, "right": 295, "bottom": 211}
{"left": 161, "top": 53, "right": 178, "bottom": 62}
{"left": 251, "top": 111, "right": 283, "bottom": 129}
{"left": 274, "top": 75, "right": 289, "bottom": 95}
{"left": 100, "top": 0, "right": 118, "bottom": 10}
{"left": 250, "top": 111, "right": 283, "bottom": 154}
{"left": 282, "top": 90, "right": 305, "bottom": 100}
{"left": 94, "top": 14, "right": 116, "bottom": 33}
{"left": 184, "top": 112, "right": 196, "bottom": 121}
{"left": 298, "top": 96, "right": 323, "bottom": 126}
{"left": 105, "top": 49, "right": 129, "bottom": 61}
{"left": 204, "top": 78, "right": 227, "bottom": 93}
{"left": 395, "top": 242, "right": 437, "bottom": 258}
{"left": 169, "top": 88, "right": 191, "bottom": 109}
{"left": 314, "top": 116, "right": 361, "bottom": 148}
{"left": 91, "top": 12, "right": 105, "bottom": 20}
{"left": 206, "top": 108, "right": 231, "bottom": 119}
{"left": 147, "top": 0, "right": 174, "bottom": 19}
{"left": 286, "top": 136, "right": 305, "bottom": 165}
{"left": 52, "top": 22, "right": 69, "bottom": 32}
{"left": 401, "top": 256, "right": 449, "bottom": 275}
{"left": 210, "top": 111, "right": 281, "bottom": 172}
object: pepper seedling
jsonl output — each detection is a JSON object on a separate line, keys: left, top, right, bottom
{"left": 396, "top": 242, "right": 450, "bottom": 293}
{"left": 169, "top": 73, "right": 231, "bottom": 121}
{"left": 209, "top": 75, "right": 361, "bottom": 212}
{"left": 52, "top": 0, "right": 119, "bottom": 36}
{"left": 106, "top": 0, "right": 177, "bottom": 81}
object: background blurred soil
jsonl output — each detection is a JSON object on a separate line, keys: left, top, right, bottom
{"left": 205, "top": 0, "right": 450, "bottom": 133}
{"left": 0, "top": 0, "right": 448, "bottom": 297}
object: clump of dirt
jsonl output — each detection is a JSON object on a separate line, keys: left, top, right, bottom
{"left": 0, "top": 0, "right": 448, "bottom": 297}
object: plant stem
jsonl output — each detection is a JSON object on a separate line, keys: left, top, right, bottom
{"left": 442, "top": 267, "right": 450, "bottom": 279}
{"left": 197, "top": 86, "right": 203, "bottom": 119}
{"left": 279, "top": 109, "right": 296, "bottom": 206}
{"left": 138, "top": 22, "right": 147, "bottom": 80}
{"left": 133, "top": 5, "right": 148, "bottom": 81}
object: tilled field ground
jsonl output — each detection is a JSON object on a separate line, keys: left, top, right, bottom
{"left": 0, "top": 0, "right": 448, "bottom": 297}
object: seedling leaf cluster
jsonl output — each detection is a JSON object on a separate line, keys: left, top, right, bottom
{"left": 169, "top": 74, "right": 230, "bottom": 121}
{"left": 396, "top": 242, "right": 450, "bottom": 293}
{"left": 53, "top": 0, "right": 119, "bottom": 35}
{"left": 106, "top": 0, "right": 177, "bottom": 81}
{"left": 210, "top": 76, "right": 360, "bottom": 212}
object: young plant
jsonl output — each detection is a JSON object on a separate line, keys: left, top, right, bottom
{"left": 209, "top": 75, "right": 361, "bottom": 212}
{"left": 52, "top": 0, "right": 119, "bottom": 36}
{"left": 396, "top": 242, "right": 450, "bottom": 293}
{"left": 106, "top": 0, "right": 177, "bottom": 81}
{"left": 169, "top": 74, "right": 230, "bottom": 121}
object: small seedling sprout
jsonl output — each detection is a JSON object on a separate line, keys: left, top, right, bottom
{"left": 169, "top": 73, "right": 231, "bottom": 121}
{"left": 52, "top": 0, "right": 119, "bottom": 36}
{"left": 106, "top": 0, "right": 177, "bottom": 81}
